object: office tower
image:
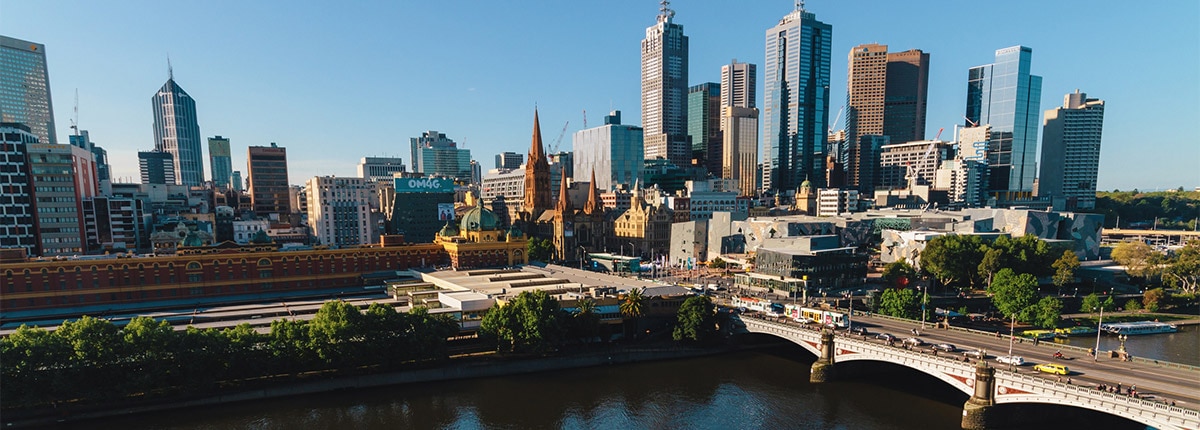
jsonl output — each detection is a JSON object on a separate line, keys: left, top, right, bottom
{"left": 763, "top": 3, "right": 832, "bottom": 193}
{"left": 721, "top": 60, "right": 756, "bottom": 109}
{"left": 687, "top": 82, "right": 721, "bottom": 172}
{"left": 82, "top": 196, "right": 144, "bottom": 253}
{"left": 482, "top": 167, "right": 526, "bottom": 201}
{"left": 152, "top": 66, "right": 204, "bottom": 186}
{"left": 848, "top": 135, "right": 888, "bottom": 192}
{"left": 138, "top": 150, "right": 176, "bottom": 185}
{"left": 69, "top": 130, "right": 109, "bottom": 183}
{"left": 231, "top": 171, "right": 244, "bottom": 192}
{"left": 389, "top": 177, "right": 455, "bottom": 244}
{"left": 640, "top": 1, "right": 690, "bottom": 167}
{"left": 208, "top": 136, "right": 233, "bottom": 189}
{"left": 1038, "top": 90, "right": 1105, "bottom": 210}
{"left": 357, "top": 156, "right": 406, "bottom": 182}
{"left": 884, "top": 49, "right": 930, "bottom": 144}
{"left": 306, "top": 176, "right": 372, "bottom": 246}
{"left": 470, "top": 160, "right": 482, "bottom": 187}
{"left": 721, "top": 106, "right": 759, "bottom": 196}
{"left": 572, "top": 110, "right": 644, "bottom": 191}
{"left": 845, "top": 43, "right": 889, "bottom": 147}
{"left": 0, "top": 123, "right": 38, "bottom": 255}
{"left": 966, "top": 46, "right": 1042, "bottom": 198}
{"left": 28, "top": 143, "right": 96, "bottom": 256}
{"left": 247, "top": 143, "right": 291, "bottom": 218}
{"left": 877, "top": 140, "right": 953, "bottom": 190}
{"left": 495, "top": 152, "right": 523, "bottom": 169}
{"left": 0, "top": 36, "right": 56, "bottom": 145}
{"left": 409, "top": 130, "right": 472, "bottom": 182}
{"left": 524, "top": 110, "right": 551, "bottom": 218}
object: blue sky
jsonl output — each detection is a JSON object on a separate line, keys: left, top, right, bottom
{"left": 3, "top": 0, "right": 1197, "bottom": 191}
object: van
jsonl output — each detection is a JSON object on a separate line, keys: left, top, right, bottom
{"left": 1033, "top": 363, "right": 1069, "bottom": 375}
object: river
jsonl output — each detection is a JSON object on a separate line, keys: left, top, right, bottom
{"left": 77, "top": 346, "right": 1151, "bottom": 430}
{"left": 1056, "top": 324, "right": 1199, "bottom": 366}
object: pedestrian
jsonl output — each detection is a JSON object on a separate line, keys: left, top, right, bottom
{"left": 1056, "top": 376, "right": 1061, "bottom": 382}
{"left": 1067, "top": 377, "right": 1072, "bottom": 385}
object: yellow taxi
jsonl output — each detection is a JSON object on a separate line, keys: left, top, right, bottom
{"left": 1033, "top": 363, "right": 1070, "bottom": 375}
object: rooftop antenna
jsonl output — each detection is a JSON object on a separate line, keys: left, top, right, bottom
{"left": 70, "top": 89, "right": 79, "bottom": 136}
{"left": 658, "top": 0, "right": 674, "bottom": 22}
{"left": 795, "top": 0, "right": 805, "bottom": 11}
{"left": 167, "top": 55, "right": 174, "bottom": 80}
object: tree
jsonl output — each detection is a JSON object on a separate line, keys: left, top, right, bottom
{"left": 527, "top": 238, "right": 554, "bottom": 262}
{"left": 567, "top": 298, "right": 601, "bottom": 342}
{"left": 673, "top": 295, "right": 716, "bottom": 342}
{"left": 992, "top": 235, "right": 1056, "bottom": 277}
{"left": 1079, "top": 293, "right": 1103, "bottom": 313}
{"left": 1163, "top": 241, "right": 1200, "bottom": 293}
{"left": 1032, "top": 296, "right": 1064, "bottom": 329}
{"left": 479, "top": 290, "right": 563, "bottom": 353}
{"left": 882, "top": 261, "right": 917, "bottom": 287}
{"left": 1143, "top": 287, "right": 1167, "bottom": 312}
{"left": 308, "top": 300, "right": 366, "bottom": 365}
{"left": 1112, "top": 241, "right": 1158, "bottom": 279}
{"left": 1124, "top": 299, "right": 1142, "bottom": 311}
{"left": 1051, "top": 250, "right": 1080, "bottom": 288}
{"left": 987, "top": 269, "right": 1038, "bottom": 322}
{"left": 877, "top": 288, "right": 919, "bottom": 319}
{"left": 920, "top": 234, "right": 985, "bottom": 288}
{"left": 620, "top": 287, "right": 645, "bottom": 319}
{"left": 708, "top": 257, "right": 727, "bottom": 269}
{"left": 978, "top": 248, "right": 1004, "bottom": 287}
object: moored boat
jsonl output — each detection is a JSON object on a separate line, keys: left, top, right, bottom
{"left": 1054, "top": 326, "right": 1098, "bottom": 338}
{"left": 1019, "top": 329, "right": 1057, "bottom": 340}
{"left": 1100, "top": 321, "right": 1179, "bottom": 335}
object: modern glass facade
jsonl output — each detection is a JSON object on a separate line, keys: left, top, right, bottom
{"left": 0, "top": 36, "right": 56, "bottom": 145}
{"left": 247, "top": 144, "right": 291, "bottom": 217}
{"left": 410, "top": 130, "right": 471, "bottom": 182}
{"left": 572, "top": 110, "right": 643, "bottom": 191}
{"left": 687, "top": 82, "right": 721, "bottom": 172}
{"left": 138, "top": 150, "right": 176, "bottom": 185}
{"left": 208, "top": 136, "right": 232, "bottom": 189}
{"left": 762, "top": 6, "right": 832, "bottom": 193}
{"left": 0, "top": 123, "right": 38, "bottom": 256}
{"left": 965, "top": 46, "right": 1042, "bottom": 197}
{"left": 152, "top": 76, "right": 204, "bottom": 186}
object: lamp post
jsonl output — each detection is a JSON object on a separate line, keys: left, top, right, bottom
{"left": 1094, "top": 306, "right": 1104, "bottom": 362}
{"left": 844, "top": 291, "right": 852, "bottom": 330}
{"left": 1007, "top": 313, "right": 1016, "bottom": 367}
{"left": 919, "top": 285, "right": 928, "bottom": 330}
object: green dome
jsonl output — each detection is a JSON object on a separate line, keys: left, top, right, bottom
{"left": 461, "top": 201, "right": 500, "bottom": 232}
{"left": 438, "top": 220, "right": 459, "bottom": 237}
{"left": 799, "top": 178, "right": 813, "bottom": 190}
{"left": 505, "top": 224, "right": 523, "bottom": 241}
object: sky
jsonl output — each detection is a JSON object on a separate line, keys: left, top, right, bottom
{"left": 2, "top": 0, "right": 1198, "bottom": 191}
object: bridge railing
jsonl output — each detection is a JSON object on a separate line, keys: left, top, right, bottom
{"left": 998, "top": 370, "right": 1200, "bottom": 417}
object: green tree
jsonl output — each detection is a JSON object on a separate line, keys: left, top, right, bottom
{"left": 987, "top": 269, "right": 1039, "bottom": 322}
{"left": 991, "top": 235, "right": 1056, "bottom": 277}
{"left": 308, "top": 300, "right": 366, "bottom": 366}
{"left": 479, "top": 290, "right": 563, "bottom": 353}
{"left": 1112, "top": 241, "right": 1158, "bottom": 279}
{"left": 708, "top": 257, "right": 727, "bottom": 269}
{"left": 1124, "top": 299, "right": 1142, "bottom": 311}
{"left": 878, "top": 288, "right": 919, "bottom": 319}
{"left": 567, "top": 297, "right": 601, "bottom": 342}
{"left": 921, "top": 234, "right": 985, "bottom": 287}
{"left": 1163, "top": 241, "right": 1200, "bottom": 293}
{"left": 0, "top": 325, "right": 71, "bottom": 407}
{"left": 620, "top": 287, "right": 646, "bottom": 319}
{"left": 527, "top": 238, "right": 554, "bottom": 262}
{"left": 673, "top": 295, "right": 716, "bottom": 342}
{"left": 1032, "top": 296, "right": 1064, "bottom": 329}
{"left": 978, "top": 248, "right": 1004, "bottom": 287}
{"left": 1143, "top": 288, "right": 1167, "bottom": 312}
{"left": 882, "top": 261, "right": 917, "bottom": 287}
{"left": 1080, "top": 293, "right": 1103, "bottom": 313}
{"left": 55, "top": 315, "right": 121, "bottom": 368}
{"left": 1051, "top": 250, "right": 1080, "bottom": 287}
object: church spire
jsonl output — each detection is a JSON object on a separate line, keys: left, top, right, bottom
{"left": 583, "top": 168, "right": 603, "bottom": 215}
{"left": 529, "top": 109, "right": 546, "bottom": 162}
{"left": 556, "top": 165, "right": 572, "bottom": 213}
{"left": 524, "top": 108, "right": 552, "bottom": 216}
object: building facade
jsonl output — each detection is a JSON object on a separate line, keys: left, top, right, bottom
{"left": 721, "top": 60, "right": 756, "bottom": 110}
{"left": 481, "top": 167, "right": 525, "bottom": 201}
{"left": 138, "top": 150, "right": 176, "bottom": 185}
{"left": 495, "top": 152, "right": 523, "bottom": 169}
{"left": 208, "top": 136, "right": 232, "bottom": 189}
{"left": 572, "top": 110, "right": 644, "bottom": 192}
{"left": 389, "top": 177, "right": 455, "bottom": 244}
{"left": 877, "top": 140, "right": 953, "bottom": 190}
{"left": 357, "top": 156, "right": 406, "bottom": 183}
{"left": 0, "top": 123, "right": 38, "bottom": 256}
{"left": 306, "top": 176, "right": 372, "bottom": 247}
{"left": 410, "top": 130, "right": 471, "bottom": 182}
{"left": 762, "top": 4, "right": 832, "bottom": 193}
{"left": 151, "top": 70, "right": 204, "bottom": 186}
{"left": 966, "top": 46, "right": 1043, "bottom": 199}
{"left": 721, "top": 106, "right": 759, "bottom": 196}
{"left": 28, "top": 143, "right": 97, "bottom": 256}
{"left": 0, "top": 36, "right": 56, "bottom": 145}
{"left": 640, "top": 3, "right": 690, "bottom": 167}
{"left": 883, "top": 49, "right": 930, "bottom": 145}
{"left": 1037, "top": 90, "right": 1105, "bottom": 210}
{"left": 687, "top": 82, "right": 721, "bottom": 173}
{"left": 82, "top": 196, "right": 145, "bottom": 253}
{"left": 247, "top": 143, "right": 291, "bottom": 219}
{"left": 612, "top": 186, "right": 673, "bottom": 258}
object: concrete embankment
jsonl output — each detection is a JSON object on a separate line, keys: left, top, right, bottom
{"left": 7, "top": 344, "right": 744, "bottom": 428}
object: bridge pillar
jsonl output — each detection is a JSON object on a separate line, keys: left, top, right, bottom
{"left": 961, "top": 361, "right": 996, "bottom": 430}
{"left": 809, "top": 329, "right": 836, "bottom": 383}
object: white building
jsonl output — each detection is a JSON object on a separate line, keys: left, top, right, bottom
{"left": 817, "top": 188, "right": 859, "bottom": 217}
{"left": 1036, "top": 90, "right": 1104, "bottom": 210}
{"left": 357, "top": 157, "right": 406, "bottom": 183}
{"left": 480, "top": 167, "right": 525, "bottom": 202}
{"left": 721, "top": 106, "right": 759, "bottom": 197}
{"left": 306, "top": 176, "right": 372, "bottom": 247}
{"left": 232, "top": 219, "right": 270, "bottom": 244}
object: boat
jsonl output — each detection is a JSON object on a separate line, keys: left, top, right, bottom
{"left": 1054, "top": 326, "right": 1099, "bottom": 338}
{"left": 1019, "top": 330, "right": 1057, "bottom": 340}
{"left": 1100, "top": 321, "right": 1179, "bottom": 335}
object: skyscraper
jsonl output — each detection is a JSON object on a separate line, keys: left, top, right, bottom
{"left": 686, "top": 82, "right": 720, "bottom": 172}
{"left": 883, "top": 49, "right": 930, "bottom": 144}
{"left": 640, "top": 1, "right": 690, "bottom": 168}
{"left": 844, "top": 44, "right": 929, "bottom": 193}
{"left": 0, "top": 36, "right": 56, "bottom": 145}
{"left": 495, "top": 152, "right": 523, "bottom": 169}
{"left": 208, "top": 136, "right": 232, "bottom": 189}
{"left": 762, "top": 3, "right": 832, "bottom": 193}
{"left": 247, "top": 143, "right": 291, "bottom": 218}
{"left": 152, "top": 66, "right": 204, "bottom": 186}
{"left": 845, "top": 43, "right": 889, "bottom": 146}
{"left": 719, "top": 60, "right": 758, "bottom": 197}
{"left": 720, "top": 60, "right": 756, "bottom": 109}
{"left": 409, "top": 130, "right": 472, "bottom": 182}
{"left": 1038, "top": 90, "right": 1105, "bottom": 210}
{"left": 966, "top": 46, "right": 1042, "bottom": 198}
{"left": 0, "top": 123, "right": 38, "bottom": 256}
{"left": 138, "top": 150, "right": 176, "bottom": 185}
{"left": 28, "top": 143, "right": 96, "bottom": 256}
{"left": 306, "top": 176, "right": 372, "bottom": 246}
{"left": 572, "top": 110, "right": 644, "bottom": 191}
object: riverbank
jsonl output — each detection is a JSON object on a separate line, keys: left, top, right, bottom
{"left": 6, "top": 342, "right": 762, "bottom": 429}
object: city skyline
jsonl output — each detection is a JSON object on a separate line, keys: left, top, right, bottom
{"left": 1, "top": 1, "right": 1196, "bottom": 190}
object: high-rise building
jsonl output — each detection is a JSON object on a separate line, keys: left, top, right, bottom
{"left": 389, "top": 177, "right": 455, "bottom": 244}
{"left": 721, "top": 106, "right": 759, "bottom": 197}
{"left": 306, "top": 176, "right": 372, "bottom": 246}
{"left": 470, "top": 160, "right": 482, "bottom": 187}
{"left": 138, "top": 150, "right": 176, "bottom": 185}
{"left": 208, "top": 136, "right": 233, "bottom": 189}
{"left": 762, "top": 4, "right": 832, "bottom": 193}
{"left": 1037, "top": 90, "right": 1105, "bottom": 210}
{"left": 69, "top": 130, "right": 110, "bottom": 185}
{"left": 845, "top": 43, "right": 889, "bottom": 146}
{"left": 844, "top": 44, "right": 929, "bottom": 193}
{"left": 966, "top": 46, "right": 1042, "bottom": 199}
{"left": 481, "top": 168, "right": 525, "bottom": 202}
{"left": 640, "top": 2, "right": 690, "bottom": 167}
{"left": 0, "top": 36, "right": 56, "bottom": 145}
{"left": 231, "top": 171, "right": 244, "bottom": 192}
{"left": 152, "top": 67, "right": 204, "bottom": 186}
{"left": 572, "top": 110, "right": 644, "bottom": 191}
{"left": 495, "top": 152, "right": 523, "bottom": 169}
{"left": 848, "top": 135, "right": 888, "bottom": 192}
{"left": 356, "top": 156, "right": 406, "bottom": 182}
{"left": 247, "top": 143, "right": 291, "bottom": 218}
{"left": 28, "top": 143, "right": 96, "bottom": 256}
{"left": 883, "top": 49, "right": 930, "bottom": 144}
{"left": 82, "top": 196, "right": 145, "bottom": 253}
{"left": 721, "top": 60, "right": 756, "bottom": 109}
{"left": 524, "top": 110, "right": 552, "bottom": 219}
{"left": 409, "top": 130, "right": 471, "bottom": 182}
{"left": 877, "top": 140, "right": 953, "bottom": 190}
{"left": 0, "top": 123, "right": 38, "bottom": 256}
{"left": 687, "top": 82, "right": 721, "bottom": 172}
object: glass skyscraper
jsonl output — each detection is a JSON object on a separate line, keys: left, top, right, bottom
{"left": 966, "top": 46, "right": 1042, "bottom": 198}
{"left": 152, "top": 69, "right": 204, "bottom": 186}
{"left": 209, "top": 136, "right": 232, "bottom": 189}
{"left": 640, "top": 3, "right": 690, "bottom": 168}
{"left": 0, "top": 35, "right": 57, "bottom": 145}
{"left": 410, "top": 130, "right": 472, "bottom": 182}
{"left": 572, "top": 110, "right": 643, "bottom": 191}
{"left": 762, "top": 4, "right": 832, "bottom": 193}
{"left": 687, "top": 82, "right": 720, "bottom": 172}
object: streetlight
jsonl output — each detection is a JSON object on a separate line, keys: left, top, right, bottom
{"left": 1093, "top": 305, "right": 1104, "bottom": 361}
{"left": 919, "top": 285, "right": 928, "bottom": 330}
{"left": 1007, "top": 313, "right": 1016, "bottom": 368}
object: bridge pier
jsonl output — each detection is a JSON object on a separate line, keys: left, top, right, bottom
{"left": 961, "top": 361, "right": 996, "bottom": 430}
{"left": 809, "top": 330, "right": 836, "bottom": 383}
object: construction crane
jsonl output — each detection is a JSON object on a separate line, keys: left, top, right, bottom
{"left": 906, "top": 128, "right": 945, "bottom": 190}
{"left": 69, "top": 89, "right": 79, "bottom": 136}
{"left": 828, "top": 105, "right": 845, "bottom": 135}
{"left": 550, "top": 121, "right": 569, "bottom": 153}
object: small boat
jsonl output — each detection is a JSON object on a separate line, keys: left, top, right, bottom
{"left": 1054, "top": 326, "right": 1099, "bottom": 338}
{"left": 1019, "top": 330, "right": 1057, "bottom": 340}
{"left": 1100, "top": 321, "right": 1179, "bottom": 335}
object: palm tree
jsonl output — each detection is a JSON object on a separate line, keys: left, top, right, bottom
{"left": 620, "top": 288, "right": 645, "bottom": 319}
{"left": 577, "top": 297, "right": 596, "bottom": 316}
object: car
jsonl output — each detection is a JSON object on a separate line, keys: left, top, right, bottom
{"left": 962, "top": 349, "right": 989, "bottom": 359}
{"left": 933, "top": 343, "right": 957, "bottom": 352}
{"left": 1033, "top": 363, "right": 1070, "bottom": 375}
{"left": 793, "top": 316, "right": 813, "bottom": 324}
{"left": 765, "top": 311, "right": 782, "bottom": 318}
{"left": 903, "top": 337, "right": 925, "bottom": 346}
{"left": 997, "top": 355, "right": 1025, "bottom": 366}
{"left": 849, "top": 326, "right": 868, "bottom": 335}
{"left": 876, "top": 333, "right": 897, "bottom": 342}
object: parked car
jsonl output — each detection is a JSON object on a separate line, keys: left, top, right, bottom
{"left": 1033, "top": 363, "right": 1070, "bottom": 375}
{"left": 876, "top": 333, "right": 897, "bottom": 342}
{"left": 997, "top": 355, "right": 1025, "bottom": 366}
{"left": 903, "top": 337, "right": 925, "bottom": 346}
{"left": 933, "top": 343, "right": 957, "bottom": 352}
{"left": 963, "top": 349, "right": 989, "bottom": 359}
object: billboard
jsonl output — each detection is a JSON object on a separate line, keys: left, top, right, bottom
{"left": 395, "top": 177, "right": 455, "bottom": 193}
{"left": 438, "top": 203, "right": 456, "bottom": 221}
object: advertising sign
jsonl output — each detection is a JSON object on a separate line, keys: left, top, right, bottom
{"left": 438, "top": 203, "right": 456, "bottom": 221}
{"left": 394, "top": 177, "right": 455, "bottom": 193}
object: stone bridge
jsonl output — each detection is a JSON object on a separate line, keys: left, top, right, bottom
{"left": 735, "top": 315, "right": 1200, "bottom": 430}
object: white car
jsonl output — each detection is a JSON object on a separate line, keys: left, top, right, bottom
{"left": 997, "top": 355, "right": 1025, "bottom": 366}
{"left": 793, "top": 316, "right": 813, "bottom": 324}
{"left": 902, "top": 337, "right": 925, "bottom": 346}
